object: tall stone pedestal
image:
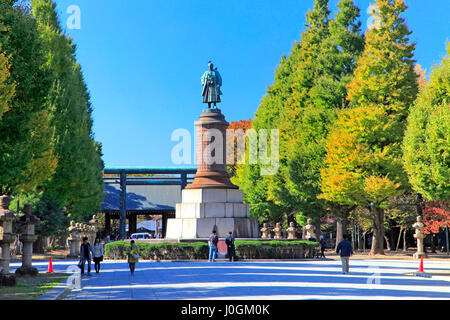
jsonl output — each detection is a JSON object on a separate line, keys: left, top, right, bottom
{"left": 166, "top": 108, "right": 259, "bottom": 239}
{"left": 166, "top": 188, "right": 259, "bottom": 238}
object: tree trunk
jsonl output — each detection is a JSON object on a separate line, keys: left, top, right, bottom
{"left": 370, "top": 206, "right": 385, "bottom": 255}
{"left": 47, "top": 236, "right": 55, "bottom": 250}
{"left": 431, "top": 233, "right": 436, "bottom": 253}
{"left": 396, "top": 227, "right": 403, "bottom": 251}
{"left": 362, "top": 231, "right": 367, "bottom": 251}
{"left": 403, "top": 228, "right": 407, "bottom": 251}
{"left": 358, "top": 229, "right": 364, "bottom": 251}
{"left": 314, "top": 220, "right": 321, "bottom": 240}
{"left": 384, "top": 235, "right": 391, "bottom": 251}
{"left": 335, "top": 216, "right": 348, "bottom": 250}
{"left": 33, "top": 236, "right": 45, "bottom": 254}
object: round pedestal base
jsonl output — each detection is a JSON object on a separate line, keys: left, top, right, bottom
{"left": 15, "top": 266, "right": 39, "bottom": 277}
{"left": 413, "top": 252, "right": 428, "bottom": 259}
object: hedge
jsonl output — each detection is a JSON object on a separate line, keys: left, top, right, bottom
{"left": 105, "top": 241, "right": 209, "bottom": 260}
{"left": 104, "top": 240, "right": 319, "bottom": 260}
{"left": 234, "top": 240, "right": 319, "bottom": 259}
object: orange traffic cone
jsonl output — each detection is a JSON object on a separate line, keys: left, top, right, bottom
{"left": 414, "top": 256, "right": 431, "bottom": 278}
{"left": 418, "top": 257, "right": 424, "bottom": 273}
{"left": 46, "top": 258, "right": 54, "bottom": 273}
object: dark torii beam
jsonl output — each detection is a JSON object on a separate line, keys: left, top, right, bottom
{"left": 103, "top": 167, "right": 197, "bottom": 240}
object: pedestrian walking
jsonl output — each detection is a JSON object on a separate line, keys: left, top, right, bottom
{"left": 127, "top": 240, "right": 139, "bottom": 276}
{"left": 336, "top": 234, "right": 353, "bottom": 274}
{"left": 80, "top": 237, "right": 94, "bottom": 275}
{"left": 225, "top": 232, "right": 235, "bottom": 262}
{"left": 93, "top": 238, "right": 104, "bottom": 274}
{"left": 319, "top": 235, "right": 326, "bottom": 258}
{"left": 208, "top": 230, "right": 219, "bottom": 262}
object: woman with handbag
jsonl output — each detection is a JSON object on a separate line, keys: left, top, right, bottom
{"left": 93, "top": 238, "right": 104, "bottom": 274}
{"left": 127, "top": 240, "right": 139, "bottom": 276}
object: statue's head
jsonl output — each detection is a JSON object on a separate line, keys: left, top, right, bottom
{"left": 417, "top": 215, "right": 422, "bottom": 222}
{"left": 208, "top": 61, "right": 214, "bottom": 71}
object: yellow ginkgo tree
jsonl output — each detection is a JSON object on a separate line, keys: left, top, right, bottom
{"left": 319, "top": 106, "right": 407, "bottom": 255}
{"left": 319, "top": 0, "right": 418, "bottom": 255}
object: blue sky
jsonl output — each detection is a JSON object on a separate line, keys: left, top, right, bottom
{"left": 52, "top": 0, "right": 449, "bottom": 168}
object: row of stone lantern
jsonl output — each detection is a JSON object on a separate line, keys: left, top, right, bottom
{"left": 260, "top": 222, "right": 298, "bottom": 239}
{"left": 0, "top": 195, "right": 40, "bottom": 286}
{"left": 67, "top": 215, "right": 98, "bottom": 258}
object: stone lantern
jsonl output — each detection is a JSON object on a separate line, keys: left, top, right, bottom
{"left": 67, "top": 221, "right": 82, "bottom": 258}
{"left": 260, "top": 223, "right": 273, "bottom": 239}
{"left": 287, "top": 222, "right": 297, "bottom": 239}
{"left": 273, "top": 223, "right": 283, "bottom": 239}
{"left": 0, "top": 195, "right": 17, "bottom": 286}
{"left": 413, "top": 215, "right": 427, "bottom": 259}
{"left": 15, "top": 204, "right": 40, "bottom": 276}
{"left": 304, "top": 219, "right": 317, "bottom": 240}
{"left": 89, "top": 215, "right": 98, "bottom": 243}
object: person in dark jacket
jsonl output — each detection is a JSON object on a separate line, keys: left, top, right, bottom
{"left": 319, "top": 235, "right": 326, "bottom": 258}
{"left": 336, "top": 234, "right": 353, "bottom": 274}
{"left": 80, "top": 237, "right": 94, "bottom": 275}
{"left": 208, "top": 230, "right": 219, "bottom": 262}
{"left": 225, "top": 232, "right": 235, "bottom": 262}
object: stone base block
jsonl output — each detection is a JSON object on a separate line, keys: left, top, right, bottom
{"left": 166, "top": 217, "right": 260, "bottom": 239}
{"left": 166, "top": 219, "right": 183, "bottom": 239}
{"left": 182, "top": 188, "right": 243, "bottom": 204}
{"left": 176, "top": 202, "right": 249, "bottom": 219}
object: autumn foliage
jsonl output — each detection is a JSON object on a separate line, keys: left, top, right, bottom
{"left": 228, "top": 119, "right": 252, "bottom": 131}
{"left": 423, "top": 201, "right": 450, "bottom": 235}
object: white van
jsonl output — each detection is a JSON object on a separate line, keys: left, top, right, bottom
{"left": 130, "top": 232, "right": 151, "bottom": 240}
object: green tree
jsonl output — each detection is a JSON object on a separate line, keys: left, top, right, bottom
{"left": 320, "top": 0, "right": 418, "bottom": 255}
{"left": 273, "top": 0, "right": 364, "bottom": 232}
{"left": 233, "top": 0, "right": 331, "bottom": 228}
{"left": 0, "top": 49, "right": 15, "bottom": 120}
{"left": 232, "top": 21, "right": 305, "bottom": 226}
{"left": 31, "top": 0, "right": 104, "bottom": 222}
{"left": 0, "top": 0, "right": 55, "bottom": 195}
{"left": 385, "top": 193, "right": 420, "bottom": 251}
{"left": 403, "top": 43, "right": 450, "bottom": 201}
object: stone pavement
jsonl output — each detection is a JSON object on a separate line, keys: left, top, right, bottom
{"left": 9, "top": 258, "right": 450, "bottom": 300}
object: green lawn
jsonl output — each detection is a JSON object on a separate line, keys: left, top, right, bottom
{"left": 0, "top": 273, "right": 68, "bottom": 300}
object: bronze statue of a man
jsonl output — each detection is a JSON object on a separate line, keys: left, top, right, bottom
{"left": 201, "top": 61, "right": 222, "bottom": 108}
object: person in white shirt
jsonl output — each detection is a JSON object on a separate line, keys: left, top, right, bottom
{"left": 92, "top": 238, "right": 104, "bottom": 274}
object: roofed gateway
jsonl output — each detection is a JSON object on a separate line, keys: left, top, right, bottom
{"left": 102, "top": 167, "right": 196, "bottom": 239}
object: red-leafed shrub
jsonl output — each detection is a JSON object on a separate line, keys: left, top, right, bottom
{"left": 423, "top": 201, "right": 450, "bottom": 234}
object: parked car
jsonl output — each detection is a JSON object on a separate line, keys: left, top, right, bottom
{"left": 131, "top": 232, "right": 151, "bottom": 240}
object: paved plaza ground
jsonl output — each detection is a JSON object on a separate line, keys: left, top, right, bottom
{"left": 9, "top": 256, "right": 450, "bottom": 300}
